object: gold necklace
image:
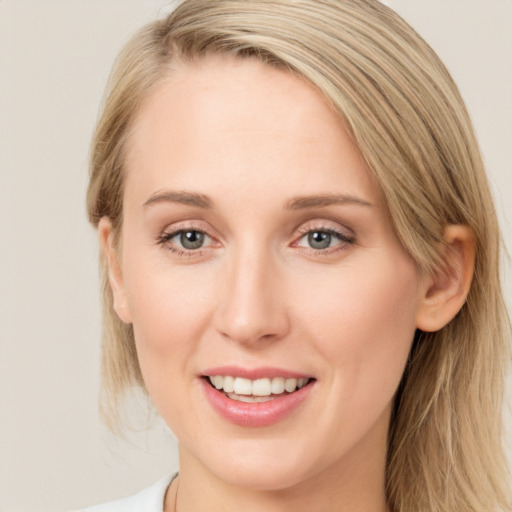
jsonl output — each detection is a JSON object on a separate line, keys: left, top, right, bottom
{"left": 172, "top": 477, "right": 179, "bottom": 512}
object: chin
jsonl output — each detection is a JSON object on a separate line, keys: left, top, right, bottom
{"left": 214, "top": 461, "right": 310, "bottom": 491}
{"left": 191, "top": 437, "right": 320, "bottom": 491}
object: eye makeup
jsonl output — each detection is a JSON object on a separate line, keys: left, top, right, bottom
{"left": 155, "top": 219, "right": 356, "bottom": 259}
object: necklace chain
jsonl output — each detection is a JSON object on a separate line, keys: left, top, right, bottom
{"left": 173, "top": 477, "right": 179, "bottom": 512}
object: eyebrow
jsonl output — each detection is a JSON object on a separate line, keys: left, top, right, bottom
{"left": 142, "top": 190, "right": 373, "bottom": 210}
{"left": 143, "top": 190, "right": 213, "bottom": 209}
{"left": 285, "top": 194, "right": 373, "bottom": 210}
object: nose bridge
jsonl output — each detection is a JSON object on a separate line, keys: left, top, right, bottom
{"left": 214, "top": 240, "right": 289, "bottom": 345}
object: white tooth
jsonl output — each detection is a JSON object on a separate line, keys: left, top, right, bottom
{"left": 271, "top": 377, "right": 285, "bottom": 394}
{"left": 227, "top": 393, "right": 275, "bottom": 403}
{"left": 254, "top": 396, "right": 274, "bottom": 403}
{"left": 233, "top": 377, "right": 252, "bottom": 395}
{"left": 213, "top": 376, "right": 224, "bottom": 390}
{"left": 297, "top": 378, "right": 308, "bottom": 389}
{"left": 232, "top": 394, "right": 255, "bottom": 403}
{"left": 284, "top": 378, "right": 298, "bottom": 393}
{"left": 252, "top": 378, "right": 272, "bottom": 396}
{"left": 223, "top": 375, "right": 234, "bottom": 393}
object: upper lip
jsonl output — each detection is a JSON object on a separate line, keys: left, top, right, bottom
{"left": 201, "top": 366, "right": 313, "bottom": 380}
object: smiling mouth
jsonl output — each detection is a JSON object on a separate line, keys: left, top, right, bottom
{"left": 206, "top": 375, "right": 314, "bottom": 403}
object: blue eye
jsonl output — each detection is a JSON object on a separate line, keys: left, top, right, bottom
{"left": 177, "top": 230, "right": 206, "bottom": 250}
{"left": 158, "top": 229, "right": 212, "bottom": 253}
{"left": 307, "top": 231, "right": 334, "bottom": 249}
{"left": 297, "top": 228, "right": 354, "bottom": 251}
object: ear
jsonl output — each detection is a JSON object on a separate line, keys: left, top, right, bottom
{"left": 416, "top": 225, "right": 476, "bottom": 332}
{"left": 98, "top": 217, "right": 133, "bottom": 324}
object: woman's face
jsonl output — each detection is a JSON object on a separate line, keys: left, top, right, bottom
{"left": 107, "top": 56, "right": 428, "bottom": 491}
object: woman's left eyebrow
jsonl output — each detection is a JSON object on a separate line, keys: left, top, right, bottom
{"left": 143, "top": 190, "right": 213, "bottom": 209}
{"left": 286, "top": 194, "right": 373, "bottom": 209}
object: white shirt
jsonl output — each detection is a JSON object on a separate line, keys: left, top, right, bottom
{"left": 76, "top": 473, "right": 176, "bottom": 512}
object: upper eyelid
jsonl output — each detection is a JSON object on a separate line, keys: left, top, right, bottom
{"left": 160, "top": 220, "right": 218, "bottom": 239}
{"left": 293, "top": 229, "right": 355, "bottom": 248}
{"left": 161, "top": 227, "right": 215, "bottom": 243}
{"left": 157, "top": 219, "right": 355, "bottom": 243}
{"left": 294, "top": 220, "right": 355, "bottom": 237}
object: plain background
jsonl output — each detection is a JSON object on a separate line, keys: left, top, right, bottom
{"left": 0, "top": 1, "right": 510, "bottom": 511}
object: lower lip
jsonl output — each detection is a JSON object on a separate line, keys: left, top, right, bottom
{"left": 200, "top": 378, "right": 314, "bottom": 427}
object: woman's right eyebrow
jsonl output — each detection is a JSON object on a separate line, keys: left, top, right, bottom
{"left": 143, "top": 190, "right": 214, "bottom": 209}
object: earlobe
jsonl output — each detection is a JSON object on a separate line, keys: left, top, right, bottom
{"left": 416, "top": 225, "right": 476, "bottom": 332}
{"left": 98, "top": 217, "right": 133, "bottom": 324}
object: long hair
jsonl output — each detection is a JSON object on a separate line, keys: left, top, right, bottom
{"left": 87, "top": 1, "right": 512, "bottom": 510}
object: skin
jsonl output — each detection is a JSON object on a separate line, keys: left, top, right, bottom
{"left": 100, "top": 56, "right": 475, "bottom": 512}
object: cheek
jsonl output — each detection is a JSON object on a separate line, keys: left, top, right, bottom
{"left": 297, "top": 253, "right": 420, "bottom": 395}
{"left": 123, "top": 263, "right": 220, "bottom": 436}
{"left": 122, "top": 251, "right": 217, "bottom": 386}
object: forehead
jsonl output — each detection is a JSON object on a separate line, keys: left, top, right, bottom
{"left": 123, "top": 55, "right": 379, "bottom": 207}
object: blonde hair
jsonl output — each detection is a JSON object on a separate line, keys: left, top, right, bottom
{"left": 87, "top": 1, "right": 512, "bottom": 510}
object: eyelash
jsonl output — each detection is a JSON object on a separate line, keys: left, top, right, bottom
{"left": 156, "top": 223, "right": 356, "bottom": 257}
{"left": 156, "top": 228, "right": 215, "bottom": 257}
{"left": 294, "top": 225, "right": 356, "bottom": 255}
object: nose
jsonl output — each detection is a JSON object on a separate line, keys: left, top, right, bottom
{"left": 213, "top": 245, "right": 290, "bottom": 347}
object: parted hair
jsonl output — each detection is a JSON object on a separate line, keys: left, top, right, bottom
{"left": 87, "top": 1, "right": 511, "bottom": 510}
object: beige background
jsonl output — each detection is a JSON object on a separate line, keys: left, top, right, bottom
{"left": 0, "top": 1, "right": 510, "bottom": 511}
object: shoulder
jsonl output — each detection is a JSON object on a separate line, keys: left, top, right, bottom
{"left": 74, "top": 473, "right": 176, "bottom": 512}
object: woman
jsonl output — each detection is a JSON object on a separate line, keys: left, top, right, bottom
{"left": 83, "top": 0, "right": 511, "bottom": 511}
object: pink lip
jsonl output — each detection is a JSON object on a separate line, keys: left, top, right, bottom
{"left": 201, "top": 366, "right": 311, "bottom": 380}
{"left": 200, "top": 375, "right": 315, "bottom": 428}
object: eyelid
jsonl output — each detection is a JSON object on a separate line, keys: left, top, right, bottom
{"left": 157, "top": 219, "right": 218, "bottom": 240}
{"left": 291, "top": 220, "right": 356, "bottom": 253}
{"left": 156, "top": 220, "right": 221, "bottom": 255}
{"left": 160, "top": 228, "right": 213, "bottom": 245}
{"left": 155, "top": 219, "right": 355, "bottom": 256}
{"left": 294, "top": 219, "right": 355, "bottom": 240}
